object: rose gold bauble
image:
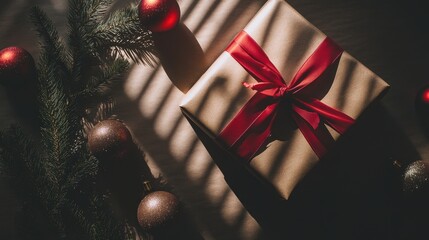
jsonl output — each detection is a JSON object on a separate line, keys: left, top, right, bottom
{"left": 137, "top": 190, "right": 180, "bottom": 233}
{"left": 403, "top": 160, "right": 429, "bottom": 194}
{"left": 88, "top": 119, "right": 133, "bottom": 159}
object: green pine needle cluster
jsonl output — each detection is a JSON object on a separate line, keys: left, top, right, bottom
{"left": 0, "top": 0, "right": 155, "bottom": 239}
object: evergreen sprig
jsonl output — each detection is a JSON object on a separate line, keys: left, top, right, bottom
{"left": 0, "top": 126, "right": 42, "bottom": 201}
{"left": 0, "top": 0, "right": 156, "bottom": 239}
{"left": 94, "top": 5, "right": 156, "bottom": 64}
{"left": 30, "top": 6, "right": 71, "bottom": 88}
{"left": 0, "top": 126, "right": 58, "bottom": 238}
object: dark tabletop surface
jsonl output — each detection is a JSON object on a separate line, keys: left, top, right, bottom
{"left": 1, "top": 0, "right": 428, "bottom": 239}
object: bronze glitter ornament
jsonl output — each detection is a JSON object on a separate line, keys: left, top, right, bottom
{"left": 402, "top": 160, "right": 429, "bottom": 239}
{"left": 403, "top": 160, "right": 429, "bottom": 194}
{"left": 87, "top": 119, "right": 133, "bottom": 159}
{"left": 137, "top": 189, "right": 181, "bottom": 233}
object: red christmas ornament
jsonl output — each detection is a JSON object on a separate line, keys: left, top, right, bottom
{"left": 402, "top": 160, "right": 429, "bottom": 240}
{"left": 0, "top": 46, "right": 36, "bottom": 88}
{"left": 416, "top": 86, "right": 429, "bottom": 107}
{"left": 138, "top": 0, "right": 180, "bottom": 32}
{"left": 415, "top": 85, "right": 429, "bottom": 136}
{"left": 420, "top": 88, "right": 429, "bottom": 104}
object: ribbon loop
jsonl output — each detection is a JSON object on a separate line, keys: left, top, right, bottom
{"left": 219, "top": 31, "right": 354, "bottom": 160}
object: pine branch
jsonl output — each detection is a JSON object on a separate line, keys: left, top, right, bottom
{"left": 63, "top": 200, "right": 92, "bottom": 239}
{"left": 78, "top": 59, "right": 129, "bottom": 101}
{"left": 60, "top": 143, "right": 127, "bottom": 239}
{"left": 38, "top": 51, "right": 77, "bottom": 185}
{"left": 73, "top": 59, "right": 129, "bottom": 124}
{"left": 94, "top": 4, "right": 156, "bottom": 65}
{"left": 0, "top": 1, "right": 158, "bottom": 239}
{"left": 87, "top": 194, "right": 127, "bottom": 240}
{"left": 92, "top": 58, "right": 130, "bottom": 89}
{"left": 64, "top": 154, "right": 98, "bottom": 192}
{"left": 0, "top": 126, "right": 60, "bottom": 237}
{"left": 30, "top": 6, "right": 71, "bottom": 89}
{"left": 88, "top": 0, "right": 116, "bottom": 23}
{"left": 68, "top": 0, "right": 102, "bottom": 88}
{"left": 62, "top": 187, "right": 128, "bottom": 240}
{"left": 67, "top": 0, "right": 155, "bottom": 92}
{"left": 35, "top": 32, "right": 82, "bottom": 235}
{"left": 33, "top": 4, "right": 82, "bottom": 186}
{"left": 0, "top": 126, "right": 41, "bottom": 199}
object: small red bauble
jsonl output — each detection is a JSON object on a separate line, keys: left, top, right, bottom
{"left": 0, "top": 46, "right": 36, "bottom": 88}
{"left": 420, "top": 88, "right": 429, "bottom": 104}
{"left": 138, "top": 0, "right": 180, "bottom": 32}
{"left": 415, "top": 85, "right": 429, "bottom": 136}
{"left": 87, "top": 119, "right": 134, "bottom": 160}
{"left": 415, "top": 86, "right": 429, "bottom": 108}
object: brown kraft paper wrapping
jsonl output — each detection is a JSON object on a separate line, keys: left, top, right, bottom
{"left": 180, "top": 0, "right": 389, "bottom": 199}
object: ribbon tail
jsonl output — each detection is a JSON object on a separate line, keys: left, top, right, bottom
{"left": 218, "top": 94, "right": 278, "bottom": 161}
{"left": 235, "top": 104, "right": 278, "bottom": 160}
{"left": 296, "top": 98, "right": 354, "bottom": 134}
{"left": 219, "top": 94, "right": 271, "bottom": 146}
{"left": 292, "top": 111, "right": 335, "bottom": 158}
{"left": 292, "top": 104, "right": 320, "bottom": 130}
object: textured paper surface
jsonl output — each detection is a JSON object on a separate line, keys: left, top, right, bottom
{"left": 180, "top": 0, "right": 389, "bottom": 199}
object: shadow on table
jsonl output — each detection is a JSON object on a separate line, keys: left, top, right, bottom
{"left": 187, "top": 102, "right": 421, "bottom": 240}
{"left": 3, "top": 0, "right": 428, "bottom": 239}
{"left": 116, "top": 0, "right": 429, "bottom": 239}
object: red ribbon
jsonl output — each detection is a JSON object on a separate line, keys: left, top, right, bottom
{"left": 218, "top": 31, "right": 354, "bottom": 161}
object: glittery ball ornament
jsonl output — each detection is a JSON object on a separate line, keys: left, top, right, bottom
{"left": 0, "top": 46, "right": 36, "bottom": 87}
{"left": 137, "top": 190, "right": 181, "bottom": 233}
{"left": 403, "top": 160, "right": 429, "bottom": 194}
{"left": 138, "top": 0, "right": 180, "bottom": 32}
{"left": 88, "top": 119, "right": 133, "bottom": 159}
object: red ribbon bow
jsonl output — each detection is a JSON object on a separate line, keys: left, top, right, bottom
{"left": 218, "top": 31, "right": 354, "bottom": 160}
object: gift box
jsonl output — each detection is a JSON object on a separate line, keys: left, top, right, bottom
{"left": 180, "top": 0, "right": 389, "bottom": 200}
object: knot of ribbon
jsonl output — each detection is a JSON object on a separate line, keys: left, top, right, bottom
{"left": 218, "top": 31, "right": 355, "bottom": 161}
{"left": 243, "top": 82, "right": 291, "bottom": 99}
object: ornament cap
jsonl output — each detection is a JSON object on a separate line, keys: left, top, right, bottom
{"left": 393, "top": 159, "right": 403, "bottom": 169}
{"left": 143, "top": 181, "right": 153, "bottom": 193}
